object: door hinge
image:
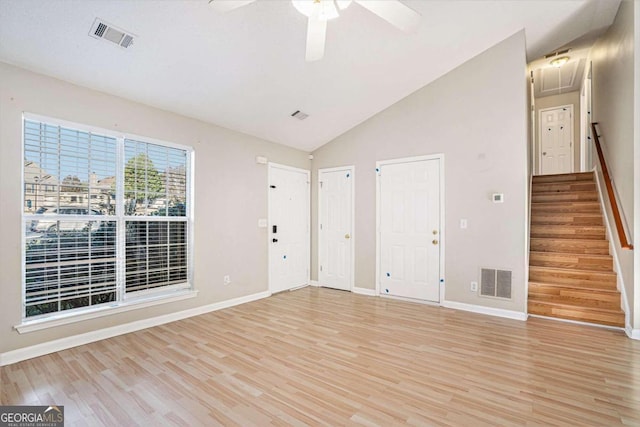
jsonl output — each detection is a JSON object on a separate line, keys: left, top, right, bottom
{"left": 320, "top": 224, "right": 323, "bottom": 230}
{"left": 320, "top": 265, "right": 323, "bottom": 272}
{"left": 320, "top": 181, "right": 323, "bottom": 188}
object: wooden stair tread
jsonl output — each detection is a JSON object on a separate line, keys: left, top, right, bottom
{"left": 528, "top": 293, "right": 622, "bottom": 311}
{"left": 529, "top": 251, "right": 612, "bottom": 272}
{"left": 532, "top": 183, "right": 596, "bottom": 193}
{"left": 529, "top": 266, "right": 617, "bottom": 288}
{"left": 530, "top": 238, "right": 609, "bottom": 254}
{"left": 529, "top": 281, "right": 620, "bottom": 296}
{"left": 529, "top": 265, "right": 616, "bottom": 277}
{"left": 531, "top": 202, "right": 601, "bottom": 213}
{"left": 532, "top": 172, "right": 594, "bottom": 183}
{"left": 531, "top": 192, "right": 599, "bottom": 203}
{"left": 528, "top": 303, "right": 625, "bottom": 327}
{"left": 529, "top": 280, "right": 617, "bottom": 292}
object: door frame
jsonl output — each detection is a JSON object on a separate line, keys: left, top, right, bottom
{"left": 317, "top": 165, "right": 355, "bottom": 292}
{"left": 375, "top": 154, "right": 445, "bottom": 303}
{"left": 538, "top": 104, "right": 574, "bottom": 175}
{"left": 267, "top": 162, "right": 311, "bottom": 294}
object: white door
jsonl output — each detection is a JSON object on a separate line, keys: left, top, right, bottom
{"left": 377, "top": 157, "right": 441, "bottom": 302}
{"left": 318, "top": 167, "right": 353, "bottom": 291}
{"left": 269, "top": 163, "right": 310, "bottom": 293}
{"left": 540, "top": 106, "right": 573, "bottom": 175}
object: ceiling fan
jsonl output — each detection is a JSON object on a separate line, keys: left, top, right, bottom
{"left": 209, "top": 0, "right": 421, "bottom": 61}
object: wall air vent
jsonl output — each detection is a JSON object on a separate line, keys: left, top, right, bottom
{"left": 89, "top": 18, "right": 135, "bottom": 49}
{"left": 480, "top": 268, "right": 512, "bottom": 299}
{"left": 291, "top": 110, "right": 309, "bottom": 121}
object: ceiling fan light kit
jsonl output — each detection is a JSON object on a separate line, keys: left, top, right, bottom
{"left": 210, "top": 0, "right": 420, "bottom": 61}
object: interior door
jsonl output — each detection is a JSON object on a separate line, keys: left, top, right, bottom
{"left": 378, "top": 157, "right": 441, "bottom": 302}
{"left": 540, "top": 106, "right": 573, "bottom": 175}
{"left": 269, "top": 163, "right": 310, "bottom": 293}
{"left": 318, "top": 167, "right": 353, "bottom": 291}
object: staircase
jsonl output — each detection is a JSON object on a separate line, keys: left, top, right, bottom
{"left": 528, "top": 172, "right": 625, "bottom": 327}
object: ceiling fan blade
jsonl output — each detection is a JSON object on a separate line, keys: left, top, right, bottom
{"left": 354, "top": 0, "right": 420, "bottom": 32}
{"left": 306, "top": 15, "right": 327, "bottom": 62}
{"left": 208, "top": 0, "right": 257, "bottom": 13}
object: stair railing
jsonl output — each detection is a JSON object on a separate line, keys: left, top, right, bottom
{"left": 590, "top": 122, "right": 633, "bottom": 250}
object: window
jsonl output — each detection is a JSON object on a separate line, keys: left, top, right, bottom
{"left": 23, "top": 116, "right": 192, "bottom": 321}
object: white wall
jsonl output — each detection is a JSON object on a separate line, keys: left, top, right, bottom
{"left": 310, "top": 31, "right": 529, "bottom": 313}
{"left": 0, "top": 62, "right": 309, "bottom": 354}
{"left": 534, "top": 91, "right": 581, "bottom": 174}
{"left": 590, "top": 0, "right": 636, "bottom": 329}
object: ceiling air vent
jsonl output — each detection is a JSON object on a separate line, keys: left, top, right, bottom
{"left": 544, "top": 48, "right": 571, "bottom": 59}
{"left": 480, "top": 268, "right": 512, "bottom": 299}
{"left": 89, "top": 18, "right": 135, "bottom": 49}
{"left": 291, "top": 110, "right": 309, "bottom": 121}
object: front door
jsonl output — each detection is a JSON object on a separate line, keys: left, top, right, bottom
{"left": 378, "top": 156, "right": 441, "bottom": 302}
{"left": 268, "top": 163, "right": 310, "bottom": 293}
{"left": 540, "top": 106, "right": 573, "bottom": 175}
{"left": 318, "top": 167, "right": 353, "bottom": 291}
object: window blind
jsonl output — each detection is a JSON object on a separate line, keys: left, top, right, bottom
{"left": 23, "top": 118, "right": 192, "bottom": 320}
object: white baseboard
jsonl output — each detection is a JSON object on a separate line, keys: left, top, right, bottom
{"left": 626, "top": 326, "right": 640, "bottom": 340}
{"left": 352, "top": 287, "right": 376, "bottom": 296}
{"left": 309, "top": 280, "right": 320, "bottom": 287}
{"left": 0, "top": 290, "right": 271, "bottom": 366}
{"left": 442, "top": 300, "right": 527, "bottom": 321}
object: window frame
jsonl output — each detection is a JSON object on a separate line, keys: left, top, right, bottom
{"left": 18, "top": 113, "right": 195, "bottom": 332}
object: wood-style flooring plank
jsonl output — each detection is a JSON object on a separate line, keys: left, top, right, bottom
{"left": 2, "top": 287, "right": 640, "bottom": 426}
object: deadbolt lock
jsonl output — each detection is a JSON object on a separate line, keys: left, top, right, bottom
{"left": 345, "top": 233, "right": 351, "bottom": 239}
{"left": 432, "top": 230, "right": 438, "bottom": 235}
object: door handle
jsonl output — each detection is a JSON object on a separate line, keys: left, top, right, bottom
{"left": 432, "top": 239, "right": 438, "bottom": 245}
{"left": 272, "top": 238, "right": 278, "bottom": 243}
{"left": 542, "top": 152, "right": 547, "bottom": 155}
{"left": 345, "top": 233, "right": 351, "bottom": 239}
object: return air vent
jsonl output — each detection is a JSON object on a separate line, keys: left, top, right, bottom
{"left": 291, "top": 110, "right": 309, "bottom": 121}
{"left": 480, "top": 268, "right": 512, "bottom": 299}
{"left": 89, "top": 18, "right": 135, "bottom": 49}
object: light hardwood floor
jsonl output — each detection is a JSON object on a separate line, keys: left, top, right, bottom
{"left": 2, "top": 287, "right": 640, "bottom": 426}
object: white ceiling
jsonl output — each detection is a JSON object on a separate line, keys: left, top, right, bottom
{"left": 0, "top": 0, "right": 621, "bottom": 152}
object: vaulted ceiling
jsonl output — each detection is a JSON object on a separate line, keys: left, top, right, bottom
{"left": 0, "top": 0, "right": 620, "bottom": 151}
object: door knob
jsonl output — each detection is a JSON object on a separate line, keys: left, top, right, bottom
{"left": 432, "top": 239, "right": 438, "bottom": 245}
{"left": 272, "top": 238, "right": 278, "bottom": 243}
{"left": 345, "top": 233, "right": 351, "bottom": 239}
{"left": 542, "top": 152, "right": 547, "bottom": 155}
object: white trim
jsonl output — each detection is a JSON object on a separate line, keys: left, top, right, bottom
{"left": 525, "top": 173, "right": 533, "bottom": 313}
{"left": 442, "top": 300, "right": 527, "bottom": 321}
{"left": 352, "top": 287, "right": 376, "bottom": 296}
{"left": 593, "top": 167, "right": 632, "bottom": 329}
{"left": 375, "top": 154, "right": 445, "bottom": 303}
{"left": 537, "top": 104, "right": 574, "bottom": 175}
{"left": 267, "top": 162, "right": 311, "bottom": 294}
{"left": 23, "top": 112, "right": 194, "bottom": 151}
{"left": 626, "top": 327, "right": 640, "bottom": 340}
{"left": 380, "top": 294, "right": 440, "bottom": 306}
{"left": 309, "top": 280, "right": 320, "bottom": 287}
{"left": 21, "top": 113, "right": 195, "bottom": 323}
{"left": 318, "top": 165, "right": 355, "bottom": 292}
{"left": 16, "top": 289, "right": 198, "bottom": 334}
{"left": 2, "top": 290, "right": 271, "bottom": 366}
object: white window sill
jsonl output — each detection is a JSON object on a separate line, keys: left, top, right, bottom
{"left": 14, "top": 288, "right": 199, "bottom": 334}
